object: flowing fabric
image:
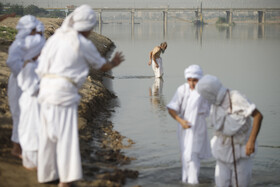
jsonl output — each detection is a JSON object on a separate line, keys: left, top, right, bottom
{"left": 36, "top": 4, "right": 106, "bottom": 183}
{"left": 6, "top": 17, "right": 40, "bottom": 142}
{"left": 152, "top": 58, "right": 163, "bottom": 78}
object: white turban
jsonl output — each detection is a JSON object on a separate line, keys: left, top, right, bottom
{"left": 36, "top": 21, "right": 45, "bottom": 33}
{"left": 23, "top": 34, "right": 45, "bottom": 61}
{"left": 184, "top": 64, "right": 203, "bottom": 80}
{"left": 60, "top": 4, "right": 97, "bottom": 33}
{"left": 16, "top": 15, "right": 38, "bottom": 39}
{"left": 196, "top": 74, "right": 227, "bottom": 105}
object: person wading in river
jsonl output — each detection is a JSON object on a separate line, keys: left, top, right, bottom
{"left": 148, "top": 42, "right": 167, "bottom": 78}
{"left": 196, "top": 74, "right": 263, "bottom": 187}
{"left": 36, "top": 4, "right": 124, "bottom": 187}
{"left": 167, "top": 65, "right": 212, "bottom": 184}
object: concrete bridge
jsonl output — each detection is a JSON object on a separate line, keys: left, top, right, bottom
{"left": 47, "top": 7, "right": 280, "bottom": 35}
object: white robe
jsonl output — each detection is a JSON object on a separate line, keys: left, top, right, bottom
{"left": 152, "top": 58, "right": 163, "bottom": 78}
{"left": 210, "top": 90, "right": 256, "bottom": 187}
{"left": 6, "top": 38, "right": 26, "bottom": 143}
{"left": 17, "top": 61, "right": 40, "bottom": 168}
{"left": 167, "top": 83, "right": 211, "bottom": 183}
{"left": 36, "top": 31, "right": 106, "bottom": 183}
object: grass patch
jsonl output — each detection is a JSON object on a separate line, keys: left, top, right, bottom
{"left": 0, "top": 26, "right": 17, "bottom": 41}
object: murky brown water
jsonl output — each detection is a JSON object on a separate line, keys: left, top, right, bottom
{"left": 96, "top": 22, "right": 280, "bottom": 186}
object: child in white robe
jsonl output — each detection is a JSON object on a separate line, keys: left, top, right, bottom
{"left": 17, "top": 34, "right": 45, "bottom": 170}
{"left": 196, "top": 74, "right": 263, "bottom": 187}
{"left": 6, "top": 15, "right": 39, "bottom": 158}
{"left": 35, "top": 5, "right": 124, "bottom": 187}
{"left": 167, "top": 65, "right": 211, "bottom": 184}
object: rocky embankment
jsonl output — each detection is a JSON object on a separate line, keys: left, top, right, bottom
{"left": 0, "top": 17, "right": 138, "bottom": 187}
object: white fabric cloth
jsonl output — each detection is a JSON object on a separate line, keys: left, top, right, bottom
{"left": 16, "top": 15, "right": 38, "bottom": 39}
{"left": 182, "top": 153, "right": 201, "bottom": 184}
{"left": 197, "top": 74, "right": 227, "bottom": 105}
{"left": 215, "top": 159, "right": 252, "bottom": 187}
{"left": 6, "top": 20, "right": 39, "bottom": 142}
{"left": 36, "top": 4, "right": 106, "bottom": 183}
{"left": 210, "top": 90, "right": 256, "bottom": 164}
{"left": 38, "top": 104, "right": 82, "bottom": 183}
{"left": 22, "top": 150, "right": 38, "bottom": 169}
{"left": 18, "top": 61, "right": 40, "bottom": 152}
{"left": 184, "top": 64, "right": 203, "bottom": 80}
{"left": 36, "top": 20, "right": 45, "bottom": 33}
{"left": 152, "top": 58, "right": 163, "bottom": 78}
{"left": 167, "top": 83, "right": 211, "bottom": 183}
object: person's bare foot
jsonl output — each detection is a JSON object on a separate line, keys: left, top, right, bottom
{"left": 58, "top": 182, "right": 72, "bottom": 187}
{"left": 11, "top": 142, "right": 22, "bottom": 159}
{"left": 23, "top": 166, "right": 37, "bottom": 171}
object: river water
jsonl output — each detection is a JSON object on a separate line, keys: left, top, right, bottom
{"left": 95, "top": 22, "right": 280, "bottom": 186}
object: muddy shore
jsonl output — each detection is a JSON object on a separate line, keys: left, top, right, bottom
{"left": 0, "top": 17, "right": 138, "bottom": 187}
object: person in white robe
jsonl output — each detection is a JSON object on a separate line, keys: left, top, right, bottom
{"left": 148, "top": 42, "right": 167, "bottom": 78}
{"left": 6, "top": 15, "right": 39, "bottom": 158}
{"left": 196, "top": 75, "right": 263, "bottom": 187}
{"left": 35, "top": 4, "right": 124, "bottom": 187}
{"left": 17, "top": 34, "right": 45, "bottom": 170}
{"left": 167, "top": 65, "right": 211, "bottom": 184}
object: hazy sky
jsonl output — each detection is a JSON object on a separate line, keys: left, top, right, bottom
{"left": 3, "top": 0, "right": 280, "bottom": 9}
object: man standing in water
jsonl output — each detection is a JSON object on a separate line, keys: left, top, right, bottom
{"left": 148, "top": 42, "right": 167, "bottom": 78}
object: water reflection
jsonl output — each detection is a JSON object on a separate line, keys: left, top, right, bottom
{"left": 149, "top": 78, "right": 166, "bottom": 113}
{"left": 258, "top": 24, "right": 265, "bottom": 39}
{"left": 195, "top": 25, "right": 204, "bottom": 46}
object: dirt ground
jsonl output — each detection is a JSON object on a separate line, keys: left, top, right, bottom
{"left": 0, "top": 17, "right": 138, "bottom": 187}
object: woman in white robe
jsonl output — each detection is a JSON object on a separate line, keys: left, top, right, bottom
{"left": 167, "top": 65, "right": 211, "bottom": 184}
{"left": 6, "top": 15, "right": 39, "bottom": 158}
{"left": 17, "top": 34, "right": 45, "bottom": 170}
{"left": 35, "top": 5, "right": 124, "bottom": 187}
{"left": 196, "top": 75, "right": 263, "bottom": 187}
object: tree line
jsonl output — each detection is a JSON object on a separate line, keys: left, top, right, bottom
{"left": 0, "top": 3, "right": 66, "bottom": 18}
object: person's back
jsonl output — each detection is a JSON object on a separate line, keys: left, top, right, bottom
{"left": 197, "top": 74, "right": 263, "bottom": 187}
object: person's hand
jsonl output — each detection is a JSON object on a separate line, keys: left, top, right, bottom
{"left": 179, "top": 119, "right": 191, "bottom": 129}
{"left": 111, "top": 52, "right": 125, "bottom": 67}
{"left": 148, "top": 60, "right": 151, "bottom": 66}
{"left": 245, "top": 140, "right": 255, "bottom": 156}
{"left": 155, "top": 64, "right": 159, "bottom": 68}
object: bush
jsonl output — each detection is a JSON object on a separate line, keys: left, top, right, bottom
{"left": 6, "top": 4, "right": 24, "bottom": 16}
{"left": 49, "top": 10, "right": 66, "bottom": 18}
{"left": 24, "top": 5, "right": 48, "bottom": 16}
{"left": 0, "top": 2, "right": 3, "bottom": 14}
{"left": 0, "top": 26, "right": 17, "bottom": 41}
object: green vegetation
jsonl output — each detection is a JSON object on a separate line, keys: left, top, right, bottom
{"left": 0, "top": 2, "right": 3, "bottom": 14}
{"left": 2, "top": 4, "right": 65, "bottom": 18}
{"left": 0, "top": 26, "right": 17, "bottom": 41}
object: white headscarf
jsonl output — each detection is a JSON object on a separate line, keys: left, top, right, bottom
{"left": 184, "top": 64, "right": 203, "bottom": 80}
{"left": 60, "top": 4, "right": 96, "bottom": 33}
{"left": 196, "top": 74, "right": 227, "bottom": 105}
{"left": 23, "top": 34, "right": 45, "bottom": 61}
{"left": 36, "top": 20, "right": 45, "bottom": 33}
{"left": 16, "top": 15, "right": 38, "bottom": 39}
{"left": 55, "top": 4, "right": 97, "bottom": 51}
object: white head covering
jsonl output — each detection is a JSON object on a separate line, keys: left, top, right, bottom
{"left": 23, "top": 34, "right": 45, "bottom": 61}
{"left": 196, "top": 74, "right": 227, "bottom": 105}
{"left": 184, "top": 64, "right": 203, "bottom": 80}
{"left": 60, "top": 4, "right": 96, "bottom": 33}
{"left": 16, "top": 15, "right": 38, "bottom": 39}
{"left": 36, "top": 21, "right": 45, "bottom": 33}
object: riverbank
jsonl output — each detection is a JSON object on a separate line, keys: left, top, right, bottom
{"left": 0, "top": 17, "right": 138, "bottom": 187}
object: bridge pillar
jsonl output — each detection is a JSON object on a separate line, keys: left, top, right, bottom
{"left": 163, "top": 10, "right": 168, "bottom": 37}
{"left": 258, "top": 10, "right": 265, "bottom": 24}
{"left": 131, "top": 9, "right": 135, "bottom": 39}
{"left": 98, "top": 10, "right": 102, "bottom": 34}
{"left": 226, "top": 10, "right": 233, "bottom": 25}
{"left": 195, "top": 10, "right": 198, "bottom": 18}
